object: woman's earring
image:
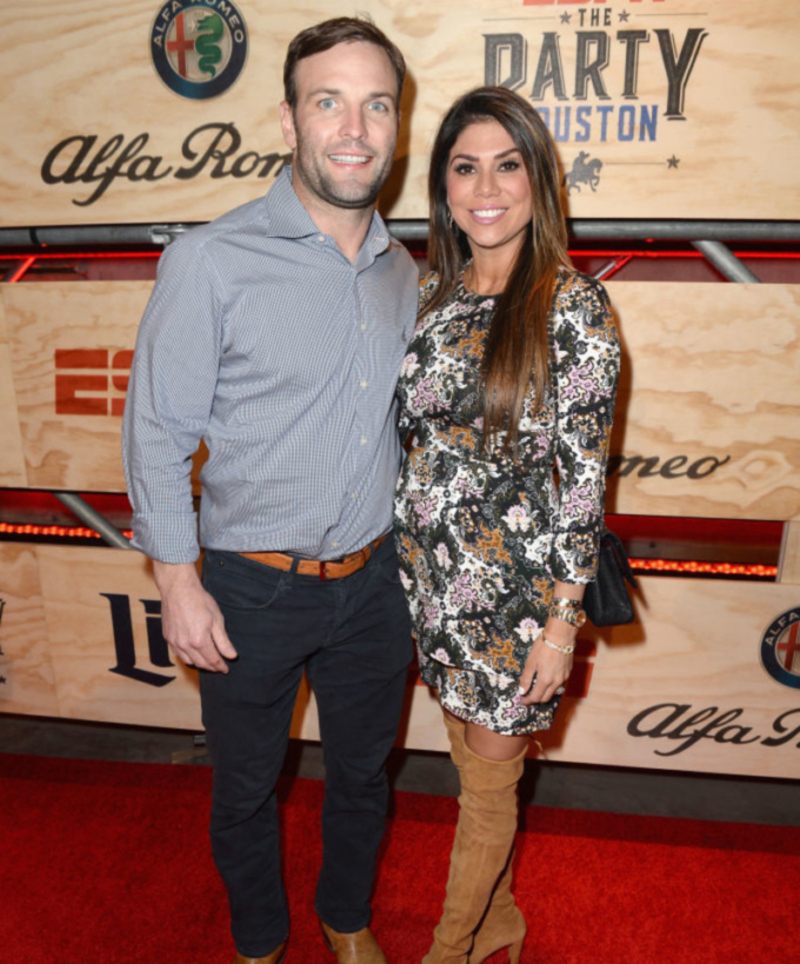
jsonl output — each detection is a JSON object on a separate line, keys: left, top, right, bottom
{"left": 446, "top": 209, "right": 454, "bottom": 230}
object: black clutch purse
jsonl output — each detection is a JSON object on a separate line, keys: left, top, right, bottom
{"left": 583, "top": 529, "right": 638, "bottom": 626}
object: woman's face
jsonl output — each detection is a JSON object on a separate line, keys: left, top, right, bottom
{"left": 445, "top": 119, "right": 532, "bottom": 261}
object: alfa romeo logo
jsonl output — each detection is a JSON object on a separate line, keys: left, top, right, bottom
{"left": 150, "top": 1, "right": 248, "bottom": 100}
{"left": 760, "top": 607, "right": 800, "bottom": 690}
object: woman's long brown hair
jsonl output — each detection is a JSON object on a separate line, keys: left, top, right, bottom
{"left": 423, "top": 87, "right": 570, "bottom": 454}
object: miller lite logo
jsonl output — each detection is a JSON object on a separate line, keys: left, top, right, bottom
{"left": 150, "top": 0, "right": 248, "bottom": 100}
{"left": 760, "top": 608, "right": 800, "bottom": 691}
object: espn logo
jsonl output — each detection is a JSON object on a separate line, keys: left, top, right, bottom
{"left": 54, "top": 349, "right": 133, "bottom": 416}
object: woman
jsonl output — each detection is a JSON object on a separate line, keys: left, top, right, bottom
{"left": 394, "top": 87, "right": 620, "bottom": 963}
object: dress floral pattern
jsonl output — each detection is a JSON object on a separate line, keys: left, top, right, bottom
{"left": 394, "top": 268, "right": 620, "bottom": 734}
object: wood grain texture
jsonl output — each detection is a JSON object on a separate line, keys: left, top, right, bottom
{"left": 5, "top": 280, "right": 800, "bottom": 525}
{"left": 2, "top": 281, "right": 150, "bottom": 491}
{"left": 34, "top": 544, "right": 203, "bottom": 729}
{"left": 0, "top": 543, "right": 59, "bottom": 716}
{"left": 606, "top": 282, "right": 800, "bottom": 520}
{"left": 0, "top": 297, "right": 27, "bottom": 486}
{"left": 0, "top": 0, "right": 797, "bottom": 223}
{"left": 537, "top": 577, "right": 800, "bottom": 779}
{"left": 3, "top": 544, "right": 799, "bottom": 778}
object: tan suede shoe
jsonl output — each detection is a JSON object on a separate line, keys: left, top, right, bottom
{"left": 320, "top": 920, "right": 387, "bottom": 964}
{"left": 232, "top": 942, "right": 286, "bottom": 964}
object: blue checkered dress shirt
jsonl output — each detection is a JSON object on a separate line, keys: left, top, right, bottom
{"left": 122, "top": 167, "right": 419, "bottom": 564}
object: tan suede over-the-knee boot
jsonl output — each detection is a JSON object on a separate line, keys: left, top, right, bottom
{"left": 438, "top": 713, "right": 526, "bottom": 964}
{"left": 422, "top": 731, "right": 527, "bottom": 964}
{"left": 469, "top": 853, "right": 526, "bottom": 964}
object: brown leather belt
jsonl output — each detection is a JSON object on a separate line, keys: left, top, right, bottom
{"left": 239, "top": 534, "right": 388, "bottom": 581}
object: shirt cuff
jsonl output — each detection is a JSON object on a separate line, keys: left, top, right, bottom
{"left": 130, "top": 512, "right": 201, "bottom": 564}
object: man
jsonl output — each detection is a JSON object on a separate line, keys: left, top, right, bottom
{"left": 122, "top": 18, "right": 417, "bottom": 964}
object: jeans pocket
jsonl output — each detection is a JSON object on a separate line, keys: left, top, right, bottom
{"left": 203, "top": 550, "right": 289, "bottom": 612}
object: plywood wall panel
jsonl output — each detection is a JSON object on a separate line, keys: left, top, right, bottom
{"left": 0, "top": 543, "right": 59, "bottom": 716}
{"left": 7, "top": 280, "right": 799, "bottom": 524}
{"left": 538, "top": 577, "right": 800, "bottom": 778}
{"left": 35, "top": 545, "right": 203, "bottom": 730}
{"left": 2, "top": 282, "right": 151, "bottom": 492}
{"left": 3, "top": 544, "right": 799, "bottom": 779}
{"left": 0, "top": 0, "right": 797, "bottom": 224}
{"left": 0, "top": 298, "right": 27, "bottom": 486}
{"left": 605, "top": 282, "right": 800, "bottom": 520}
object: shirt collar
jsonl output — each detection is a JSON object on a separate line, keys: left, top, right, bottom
{"left": 263, "top": 165, "right": 391, "bottom": 257}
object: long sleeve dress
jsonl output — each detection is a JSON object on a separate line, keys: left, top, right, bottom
{"left": 394, "top": 267, "right": 620, "bottom": 735}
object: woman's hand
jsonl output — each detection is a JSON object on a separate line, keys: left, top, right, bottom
{"left": 518, "top": 617, "right": 576, "bottom": 706}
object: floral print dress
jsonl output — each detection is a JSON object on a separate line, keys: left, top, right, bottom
{"left": 394, "top": 268, "right": 620, "bottom": 734}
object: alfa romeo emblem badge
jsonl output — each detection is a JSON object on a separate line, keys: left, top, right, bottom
{"left": 151, "top": 1, "right": 248, "bottom": 100}
{"left": 760, "top": 607, "right": 800, "bottom": 690}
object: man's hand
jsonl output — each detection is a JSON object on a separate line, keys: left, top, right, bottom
{"left": 153, "top": 561, "right": 237, "bottom": 673}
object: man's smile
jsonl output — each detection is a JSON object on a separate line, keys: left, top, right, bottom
{"left": 328, "top": 153, "right": 372, "bottom": 165}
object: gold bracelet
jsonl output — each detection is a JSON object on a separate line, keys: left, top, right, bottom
{"left": 541, "top": 635, "right": 575, "bottom": 656}
{"left": 547, "top": 599, "right": 586, "bottom": 629}
{"left": 550, "top": 596, "right": 580, "bottom": 610}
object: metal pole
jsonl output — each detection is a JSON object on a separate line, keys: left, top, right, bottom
{"left": 2, "top": 219, "right": 799, "bottom": 248}
{"left": 54, "top": 492, "right": 132, "bottom": 549}
{"left": 566, "top": 220, "right": 800, "bottom": 242}
{"left": 384, "top": 219, "right": 800, "bottom": 243}
{"left": 0, "top": 224, "right": 197, "bottom": 248}
{"left": 593, "top": 255, "right": 633, "bottom": 282}
{"left": 691, "top": 240, "right": 762, "bottom": 283}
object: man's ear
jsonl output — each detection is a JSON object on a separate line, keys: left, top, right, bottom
{"left": 279, "top": 101, "right": 297, "bottom": 151}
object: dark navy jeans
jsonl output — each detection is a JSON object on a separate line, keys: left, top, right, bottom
{"left": 199, "top": 534, "right": 412, "bottom": 958}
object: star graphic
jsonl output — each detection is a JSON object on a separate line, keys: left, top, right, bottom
{"left": 619, "top": 11, "right": 631, "bottom": 23}
{"left": 560, "top": 12, "right": 571, "bottom": 24}
{"left": 667, "top": 155, "right": 680, "bottom": 168}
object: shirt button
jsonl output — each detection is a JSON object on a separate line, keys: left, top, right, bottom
{"left": 316, "top": 235, "right": 325, "bottom": 243}
{"left": 360, "top": 379, "right": 368, "bottom": 389}
{"left": 360, "top": 436, "right": 367, "bottom": 445}
{"left": 352, "top": 493, "right": 357, "bottom": 500}
{"left": 331, "top": 541, "right": 339, "bottom": 548}
{"left": 361, "top": 323, "right": 367, "bottom": 331}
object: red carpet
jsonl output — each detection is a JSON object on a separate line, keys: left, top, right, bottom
{"left": 0, "top": 753, "right": 797, "bottom": 963}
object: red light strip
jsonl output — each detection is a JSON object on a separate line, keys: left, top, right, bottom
{"left": 0, "top": 522, "right": 778, "bottom": 577}
{"left": 0, "top": 522, "right": 133, "bottom": 540}
{"left": 2, "top": 251, "right": 160, "bottom": 261}
{"left": 629, "top": 557, "right": 777, "bottom": 578}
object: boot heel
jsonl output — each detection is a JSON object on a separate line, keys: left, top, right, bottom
{"left": 508, "top": 936, "right": 524, "bottom": 964}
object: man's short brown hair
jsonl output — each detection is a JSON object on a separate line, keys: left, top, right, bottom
{"left": 283, "top": 16, "right": 406, "bottom": 109}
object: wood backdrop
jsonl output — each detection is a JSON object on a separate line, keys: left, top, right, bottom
{"left": 3, "top": 276, "right": 800, "bottom": 774}
{"left": 0, "top": 0, "right": 798, "bottom": 224}
{"left": 3, "top": 280, "right": 799, "bottom": 522}
{"left": 1, "top": 543, "right": 798, "bottom": 779}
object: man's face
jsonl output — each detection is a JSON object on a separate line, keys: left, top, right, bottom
{"left": 280, "top": 41, "right": 400, "bottom": 212}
